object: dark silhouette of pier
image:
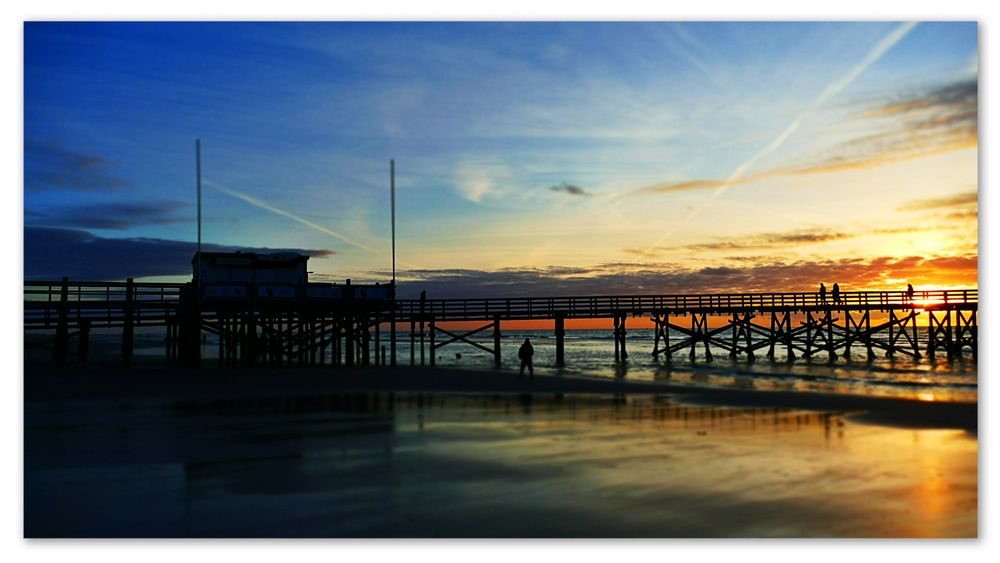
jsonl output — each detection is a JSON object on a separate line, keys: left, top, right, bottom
{"left": 24, "top": 278, "right": 977, "bottom": 369}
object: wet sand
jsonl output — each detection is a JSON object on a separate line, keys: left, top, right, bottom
{"left": 24, "top": 364, "right": 978, "bottom": 537}
{"left": 25, "top": 364, "right": 977, "bottom": 432}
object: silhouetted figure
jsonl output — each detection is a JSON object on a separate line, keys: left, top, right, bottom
{"left": 907, "top": 283, "right": 915, "bottom": 303}
{"left": 819, "top": 283, "right": 827, "bottom": 304}
{"left": 832, "top": 283, "right": 841, "bottom": 305}
{"left": 518, "top": 338, "right": 534, "bottom": 379}
{"left": 419, "top": 290, "right": 427, "bottom": 318}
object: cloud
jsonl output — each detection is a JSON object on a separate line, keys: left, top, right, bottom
{"left": 897, "top": 191, "right": 978, "bottom": 212}
{"left": 24, "top": 227, "right": 333, "bottom": 280}
{"left": 549, "top": 182, "right": 590, "bottom": 197}
{"left": 625, "top": 226, "right": 930, "bottom": 256}
{"left": 24, "top": 140, "right": 128, "bottom": 191}
{"left": 945, "top": 209, "right": 978, "bottom": 221}
{"left": 26, "top": 200, "right": 189, "bottom": 230}
{"left": 855, "top": 79, "right": 977, "bottom": 121}
{"left": 787, "top": 78, "right": 978, "bottom": 172}
{"left": 680, "top": 229, "right": 853, "bottom": 252}
{"left": 387, "top": 253, "right": 976, "bottom": 299}
{"left": 453, "top": 161, "right": 511, "bottom": 203}
{"left": 636, "top": 77, "right": 978, "bottom": 196}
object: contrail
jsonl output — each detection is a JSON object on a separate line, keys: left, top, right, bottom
{"left": 205, "top": 179, "right": 421, "bottom": 269}
{"left": 641, "top": 22, "right": 918, "bottom": 257}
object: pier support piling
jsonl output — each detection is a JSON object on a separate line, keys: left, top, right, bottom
{"left": 493, "top": 315, "right": 502, "bottom": 368}
{"left": 613, "top": 314, "right": 628, "bottom": 362}
{"left": 410, "top": 320, "right": 416, "bottom": 366}
{"left": 555, "top": 315, "right": 565, "bottom": 367}
{"left": 390, "top": 309, "right": 397, "bottom": 368}
{"left": 54, "top": 277, "right": 69, "bottom": 368}
{"left": 121, "top": 278, "right": 135, "bottom": 367}
{"left": 651, "top": 312, "right": 671, "bottom": 362}
{"left": 429, "top": 318, "right": 436, "bottom": 367}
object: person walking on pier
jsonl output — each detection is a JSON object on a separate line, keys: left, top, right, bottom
{"left": 819, "top": 283, "right": 827, "bottom": 304}
{"left": 518, "top": 338, "right": 535, "bottom": 379}
{"left": 832, "top": 283, "right": 841, "bottom": 305}
{"left": 907, "top": 283, "right": 915, "bottom": 303}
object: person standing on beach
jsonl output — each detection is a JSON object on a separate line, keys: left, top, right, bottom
{"left": 819, "top": 283, "right": 827, "bottom": 304}
{"left": 518, "top": 338, "right": 535, "bottom": 379}
{"left": 832, "top": 283, "right": 841, "bottom": 305}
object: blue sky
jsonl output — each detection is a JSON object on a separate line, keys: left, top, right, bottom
{"left": 24, "top": 22, "right": 978, "bottom": 294}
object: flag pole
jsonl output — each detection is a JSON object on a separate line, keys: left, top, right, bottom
{"left": 390, "top": 159, "right": 396, "bottom": 284}
{"left": 196, "top": 139, "right": 202, "bottom": 258}
{"left": 389, "top": 159, "right": 397, "bottom": 368}
{"left": 196, "top": 139, "right": 202, "bottom": 285}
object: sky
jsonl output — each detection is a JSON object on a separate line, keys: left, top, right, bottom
{"left": 23, "top": 21, "right": 978, "bottom": 298}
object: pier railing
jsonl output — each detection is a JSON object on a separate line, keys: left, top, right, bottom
{"left": 394, "top": 289, "right": 978, "bottom": 321}
{"left": 24, "top": 280, "right": 184, "bottom": 329}
{"left": 24, "top": 280, "right": 977, "bottom": 327}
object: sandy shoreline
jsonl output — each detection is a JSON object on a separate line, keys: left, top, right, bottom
{"left": 25, "top": 363, "right": 979, "bottom": 537}
{"left": 24, "top": 363, "right": 977, "bottom": 432}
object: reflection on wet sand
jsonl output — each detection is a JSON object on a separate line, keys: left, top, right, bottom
{"left": 25, "top": 393, "right": 976, "bottom": 537}
{"left": 650, "top": 359, "right": 977, "bottom": 402}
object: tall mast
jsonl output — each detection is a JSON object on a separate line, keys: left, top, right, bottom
{"left": 196, "top": 139, "right": 202, "bottom": 259}
{"left": 391, "top": 159, "right": 396, "bottom": 284}
{"left": 196, "top": 139, "right": 202, "bottom": 284}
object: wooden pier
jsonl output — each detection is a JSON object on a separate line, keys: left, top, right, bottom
{"left": 24, "top": 279, "right": 977, "bottom": 368}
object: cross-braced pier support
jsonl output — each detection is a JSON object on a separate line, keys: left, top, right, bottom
{"left": 802, "top": 310, "right": 837, "bottom": 362}
{"left": 428, "top": 315, "right": 503, "bottom": 368}
{"left": 954, "top": 309, "right": 977, "bottom": 360}
{"left": 928, "top": 309, "right": 977, "bottom": 360}
{"left": 767, "top": 311, "right": 795, "bottom": 361}
{"left": 645, "top": 307, "right": 948, "bottom": 365}
{"left": 669, "top": 313, "right": 717, "bottom": 362}
{"left": 843, "top": 310, "right": 876, "bottom": 361}
{"left": 652, "top": 312, "right": 723, "bottom": 362}
{"left": 885, "top": 310, "right": 921, "bottom": 359}
{"left": 730, "top": 312, "right": 755, "bottom": 362}
{"left": 651, "top": 312, "right": 670, "bottom": 362}
{"left": 928, "top": 309, "right": 952, "bottom": 359}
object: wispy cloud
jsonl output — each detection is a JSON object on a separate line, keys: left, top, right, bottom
{"left": 549, "top": 182, "right": 590, "bottom": 197}
{"left": 26, "top": 200, "right": 188, "bottom": 230}
{"left": 898, "top": 190, "right": 977, "bottom": 211}
{"left": 638, "top": 75, "right": 977, "bottom": 197}
{"left": 625, "top": 226, "right": 930, "bottom": 256}
{"left": 453, "top": 164, "right": 498, "bottom": 203}
{"left": 636, "top": 22, "right": 918, "bottom": 255}
{"left": 945, "top": 209, "right": 978, "bottom": 221}
{"left": 25, "top": 140, "right": 128, "bottom": 191}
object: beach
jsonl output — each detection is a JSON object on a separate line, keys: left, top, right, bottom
{"left": 24, "top": 363, "right": 978, "bottom": 537}
{"left": 20, "top": 17, "right": 982, "bottom": 544}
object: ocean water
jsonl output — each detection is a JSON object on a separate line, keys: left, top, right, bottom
{"left": 108, "top": 326, "right": 977, "bottom": 402}
{"left": 391, "top": 328, "right": 978, "bottom": 402}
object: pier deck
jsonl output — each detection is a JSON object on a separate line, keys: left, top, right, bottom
{"left": 24, "top": 280, "right": 977, "bottom": 368}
